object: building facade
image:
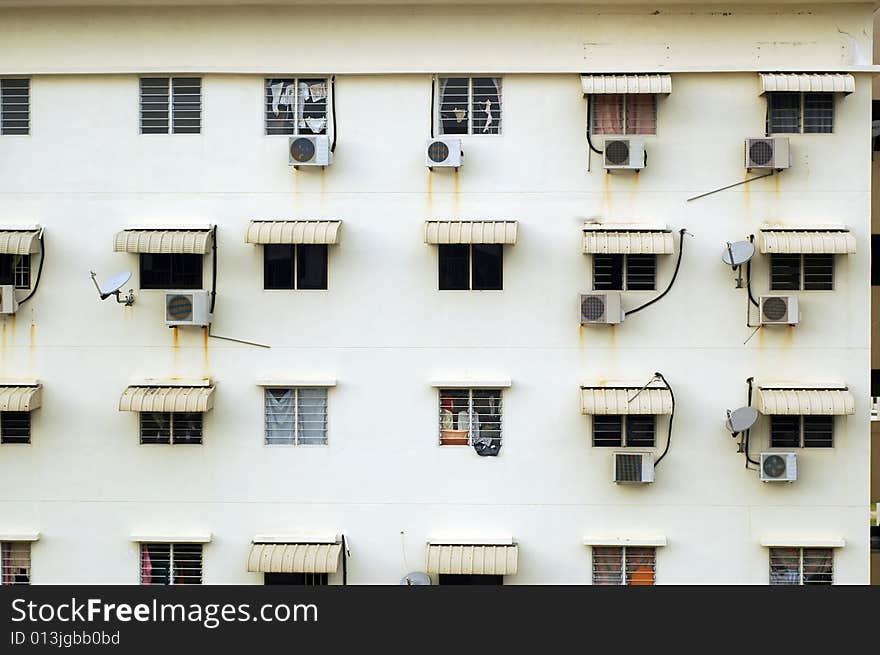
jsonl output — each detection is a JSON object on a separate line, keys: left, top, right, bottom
{"left": 0, "top": 0, "right": 873, "bottom": 585}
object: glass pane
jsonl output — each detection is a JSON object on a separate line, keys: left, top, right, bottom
{"left": 264, "top": 244, "right": 295, "bottom": 290}
{"left": 625, "top": 254, "right": 656, "bottom": 291}
{"left": 803, "top": 254, "right": 833, "bottom": 291}
{"left": 592, "top": 546, "right": 623, "bottom": 585}
{"left": 770, "top": 254, "right": 801, "bottom": 291}
{"left": 0, "top": 412, "right": 30, "bottom": 444}
{"left": 768, "top": 92, "right": 801, "bottom": 134}
{"left": 803, "top": 93, "right": 833, "bottom": 134}
{"left": 296, "top": 244, "right": 328, "bottom": 290}
{"left": 438, "top": 244, "right": 469, "bottom": 290}
{"left": 625, "top": 94, "right": 656, "bottom": 135}
{"left": 593, "top": 254, "right": 623, "bottom": 291}
{"left": 769, "top": 415, "right": 800, "bottom": 448}
{"left": 625, "top": 415, "right": 655, "bottom": 447}
{"left": 769, "top": 547, "right": 800, "bottom": 585}
{"left": 170, "top": 254, "right": 203, "bottom": 289}
{"left": 140, "top": 412, "right": 171, "bottom": 444}
{"left": 802, "top": 415, "right": 833, "bottom": 448}
{"left": 471, "top": 244, "right": 503, "bottom": 290}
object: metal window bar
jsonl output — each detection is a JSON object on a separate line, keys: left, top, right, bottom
{"left": 625, "top": 414, "right": 656, "bottom": 447}
{"left": 802, "top": 254, "right": 833, "bottom": 290}
{"left": 0, "top": 542, "right": 31, "bottom": 585}
{"left": 139, "top": 412, "right": 202, "bottom": 445}
{"left": 769, "top": 547, "right": 832, "bottom": 585}
{"left": 264, "top": 388, "right": 327, "bottom": 445}
{"left": 140, "top": 77, "right": 170, "bottom": 134}
{"left": 592, "top": 546, "right": 624, "bottom": 585}
{"left": 438, "top": 388, "right": 502, "bottom": 446}
{"left": 770, "top": 254, "right": 802, "bottom": 291}
{"left": 624, "top": 547, "right": 656, "bottom": 585}
{"left": 802, "top": 415, "right": 833, "bottom": 448}
{"left": 0, "top": 411, "right": 31, "bottom": 444}
{"left": 624, "top": 254, "right": 657, "bottom": 291}
{"left": 0, "top": 79, "right": 30, "bottom": 135}
{"left": 438, "top": 77, "right": 501, "bottom": 136}
{"left": 803, "top": 93, "right": 833, "bottom": 134}
{"left": 592, "top": 415, "right": 623, "bottom": 447}
{"left": 592, "top": 546, "right": 655, "bottom": 585}
{"left": 768, "top": 92, "right": 801, "bottom": 134}
{"left": 593, "top": 254, "right": 624, "bottom": 291}
{"left": 140, "top": 543, "right": 203, "bottom": 585}
{"left": 769, "top": 415, "right": 801, "bottom": 448}
{"left": 171, "top": 77, "right": 201, "bottom": 134}
{"left": 590, "top": 94, "right": 624, "bottom": 135}
{"left": 13, "top": 255, "right": 30, "bottom": 289}
{"left": 265, "top": 78, "right": 329, "bottom": 136}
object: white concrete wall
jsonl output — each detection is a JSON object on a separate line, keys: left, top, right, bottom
{"left": 0, "top": 2, "right": 872, "bottom": 584}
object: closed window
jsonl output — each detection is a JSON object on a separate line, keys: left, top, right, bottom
{"left": 592, "top": 546, "right": 656, "bottom": 585}
{"left": 592, "top": 415, "right": 655, "bottom": 448}
{"left": 265, "top": 78, "right": 328, "bottom": 136}
{"left": 770, "top": 415, "right": 833, "bottom": 448}
{"left": 438, "top": 574, "right": 503, "bottom": 585}
{"left": 0, "top": 254, "right": 30, "bottom": 289}
{"left": 263, "top": 244, "right": 328, "bottom": 290}
{"left": 438, "top": 77, "right": 502, "bottom": 135}
{"left": 265, "top": 572, "right": 328, "bottom": 585}
{"left": 0, "top": 79, "right": 29, "bottom": 135}
{"left": 140, "top": 543, "right": 202, "bottom": 585}
{"left": 767, "top": 92, "right": 833, "bottom": 134}
{"left": 872, "top": 235, "right": 880, "bottom": 286}
{"left": 439, "top": 388, "right": 502, "bottom": 448}
{"left": 591, "top": 94, "right": 657, "bottom": 135}
{"left": 0, "top": 412, "right": 31, "bottom": 444}
{"left": 140, "top": 77, "right": 201, "bottom": 134}
{"left": 593, "top": 254, "right": 656, "bottom": 291}
{"left": 140, "top": 253, "right": 202, "bottom": 289}
{"left": 769, "top": 547, "right": 832, "bottom": 585}
{"left": 264, "top": 388, "right": 328, "bottom": 445}
{"left": 140, "top": 412, "right": 203, "bottom": 445}
{"left": 438, "top": 244, "right": 503, "bottom": 291}
{"left": 769, "top": 254, "right": 833, "bottom": 291}
{"left": 0, "top": 542, "right": 30, "bottom": 585}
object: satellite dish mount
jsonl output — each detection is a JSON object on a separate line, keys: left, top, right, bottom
{"left": 90, "top": 271, "right": 135, "bottom": 306}
{"left": 721, "top": 241, "right": 755, "bottom": 289}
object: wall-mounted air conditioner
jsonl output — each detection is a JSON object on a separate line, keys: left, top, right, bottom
{"left": 289, "top": 135, "right": 332, "bottom": 168}
{"left": 613, "top": 451, "right": 655, "bottom": 484}
{"left": 603, "top": 137, "right": 646, "bottom": 171}
{"left": 759, "top": 295, "right": 798, "bottom": 326}
{"left": 426, "top": 137, "right": 462, "bottom": 169}
{"left": 0, "top": 285, "right": 18, "bottom": 315}
{"left": 165, "top": 290, "right": 212, "bottom": 327}
{"left": 760, "top": 452, "right": 797, "bottom": 482}
{"left": 745, "top": 137, "right": 790, "bottom": 171}
{"left": 580, "top": 292, "right": 623, "bottom": 325}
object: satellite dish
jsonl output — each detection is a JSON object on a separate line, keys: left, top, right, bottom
{"left": 90, "top": 270, "right": 135, "bottom": 306}
{"left": 400, "top": 572, "right": 431, "bottom": 586}
{"left": 721, "top": 241, "right": 755, "bottom": 268}
{"left": 725, "top": 406, "right": 759, "bottom": 435}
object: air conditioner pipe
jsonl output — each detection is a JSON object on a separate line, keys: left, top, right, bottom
{"left": 585, "top": 96, "right": 603, "bottom": 155}
{"left": 624, "top": 228, "right": 688, "bottom": 317}
{"left": 330, "top": 75, "right": 337, "bottom": 153}
{"left": 342, "top": 535, "right": 348, "bottom": 586}
{"left": 429, "top": 74, "right": 435, "bottom": 139}
{"left": 745, "top": 234, "right": 759, "bottom": 308}
{"left": 743, "top": 377, "right": 760, "bottom": 468}
{"left": 686, "top": 170, "right": 776, "bottom": 202}
{"left": 653, "top": 371, "right": 674, "bottom": 467}
{"left": 17, "top": 227, "right": 45, "bottom": 308}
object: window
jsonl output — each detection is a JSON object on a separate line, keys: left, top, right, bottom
{"left": 263, "top": 244, "right": 328, "bottom": 290}
{"left": 265, "top": 78, "right": 328, "bottom": 136}
{"left": 591, "top": 94, "right": 657, "bottom": 135}
{"left": 438, "top": 77, "right": 502, "bottom": 135}
{"left": 769, "top": 547, "right": 832, "bottom": 585}
{"left": 265, "top": 572, "right": 328, "bottom": 585}
{"left": 592, "top": 415, "right": 655, "bottom": 448}
{"left": 1, "top": 79, "right": 29, "bottom": 135}
{"left": 0, "top": 254, "right": 30, "bottom": 289}
{"left": 592, "top": 546, "right": 655, "bottom": 585}
{"left": 0, "top": 542, "right": 30, "bottom": 585}
{"left": 264, "top": 388, "right": 328, "bottom": 445}
{"left": 140, "top": 77, "right": 201, "bottom": 134}
{"left": 140, "top": 543, "right": 202, "bottom": 585}
{"left": 872, "top": 235, "right": 880, "bottom": 286}
{"left": 438, "top": 388, "right": 502, "bottom": 448}
{"left": 438, "top": 244, "right": 503, "bottom": 290}
{"left": 767, "top": 92, "right": 833, "bottom": 134}
{"left": 438, "top": 574, "right": 503, "bottom": 585}
{"left": 0, "top": 412, "right": 30, "bottom": 444}
{"left": 140, "top": 412, "right": 203, "bottom": 444}
{"left": 139, "top": 253, "right": 202, "bottom": 289}
{"left": 770, "top": 415, "right": 833, "bottom": 448}
{"left": 593, "top": 254, "right": 656, "bottom": 291}
{"left": 770, "top": 254, "right": 833, "bottom": 291}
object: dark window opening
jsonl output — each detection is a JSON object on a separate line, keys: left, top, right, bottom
{"left": 439, "top": 244, "right": 502, "bottom": 291}
{"left": 625, "top": 254, "right": 656, "bottom": 291}
{"left": 438, "top": 574, "right": 503, "bottom": 585}
{"left": 872, "top": 370, "right": 880, "bottom": 397}
{"left": 770, "top": 254, "right": 802, "bottom": 291}
{"left": 593, "top": 254, "right": 624, "bottom": 291}
{"left": 593, "top": 254, "right": 655, "bottom": 291}
{"left": 802, "top": 415, "right": 833, "bottom": 448}
{"left": 297, "top": 244, "right": 328, "bottom": 290}
{"left": 592, "top": 415, "right": 623, "bottom": 447}
{"left": 264, "top": 572, "right": 328, "bottom": 585}
{"left": 769, "top": 415, "right": 801, "bottom": 448}
{"left": 768, "top": 92, "right": 833, "bottom": 135}
{"left": 438, "top": 77, "right": 502, "bottom": 136}
{"left": 592, "top": 414, "right": 655, "bottom": 447}
{"left": 770, "top": 253, "right": 833, "bottom": 291}
{"left": 770, "top": 415, "right": 832, "bottom": 448}
{"left": 264, "top": 244, "right": 295, "bottom": 290}
{"left": 0, "top": 254, "right": 30, "bottom": 289}
{"left": 0, "top": 78, "right": 30, "bottom": 136}
{"left": 625, "top": 415, "right": 656, "bottom": 447}
{"left": 141, "top": 543, "right": 202, "bottom": 585}
{"left": 872, "top": 235, "right": 880, "bottom": 286}
{"left": 140, "top": 412, "right": 203, "bottom": 445}
{"left": 803, "top": 254, "right": 833, "bottom": 291}
{"left": 140, "top": 77, "right": 202, "bottom": 135}
{"left": 263, "top": 244, "right": 328, "bottom": 291}
{"left": 0, "top": 412, "right": 30, "bottom": 444}
{"left": 140, "top": 253, "right": 202, "bottom": 290}
{"left": 472, "top": 244, "right": 503, "bottom": 290}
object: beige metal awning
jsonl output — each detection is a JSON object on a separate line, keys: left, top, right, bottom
{"left": 0, "top": 385, "right": 41, "bottom": 412}
{"left": 758, "top": 229, "right": 855, "bottom": 255}
{"left": 247, "top": 543, "right": 342, "bottom": 574}
{"left": 581, "top": 387, "right": 673, "bottom": 415}
{"left": 119, "top": 385, "right": 215, "bottom": 413}
{"left": 0, "top": 230, "right": 40, "bottom": 255}
{"left": 426, "top": 544, "right": 519, "bottom": 575}
{"left": 582, "top": 229, "right": 674, "bottom": 255}
{"left": 581, "top": 74, "right": 672, "bottom": 95}
{"left": 759, "top": 73, "right": 855, "bottom": 94}
{"left": 246, "top": 221, "right": 342, "bottom": 245}
{"left": 756, "top": 387, "right": 855, "bottom": 416}
{"left": 113, "top": 229, "right": 213, "bottom": 254}
{"left": 424, "top": 221, "right": 517, "bottom": 245}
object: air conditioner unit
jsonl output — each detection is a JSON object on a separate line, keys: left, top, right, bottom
{"left": 580, "top": 292, "right": 623, "bottom": 325}
{"left": 0, "top": 285, "right": 18, "bottom": 315}
{"left": 289, "top": 135, "right": 332, "bottom": 167}
{"left": 745, "top": 137, "right": 790, "bottom": 171}
{"left": 426, "top": 137, "right": 462, "bottom": 168}
{"left": 603, "top": 137, "right": 646, "bottom": 171}
{"left": 613, "top": 451, "right": 655, "bottom": 484}
{"left": 759, "top": 295, "right": 798, "bottom": 326}
{"left": 760, "top": 452, "right": 797, "bottom": 482}
{"left": 165, "top": 290, "right": 212, "bottom": 327}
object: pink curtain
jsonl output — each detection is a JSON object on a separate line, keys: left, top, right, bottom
{"left": 626, "top": 94, "right": 657, "bottom": 134}
{"left": 140, "top": 546, "right": 152, "bottom": 585}
{"left": 591, "top": 95, "right": 623, "bottom": 135}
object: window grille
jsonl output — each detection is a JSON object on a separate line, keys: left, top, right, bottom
{"left": 592, "top": 415, "right": 655, "bottom": 448}
{"left": 0, "top": 542, "right": 31, "bottom": 585}
{"left": 0, "top": 412, "right": 31, "bottom": 444}
{"left": 770, "top": 415, "right": 833, "bottom": 448}
{"left": 769, "top": 547, "right": 832, "bottom": 585}
{"left": 591, "top": 94, "right": 657, "bottom": 135}
{"left": 140, "top": 412, "right": 203, "bottom": 444}
{"left": 438, "top": 388, "right": 502, "bottom": 447}
{"left": 592, "top": 546, "right": 656, "bottom": 585}
{"left": 140, "top": 77, "right": 201, "bottom": 134}
{"left": 265, "top": 78, "right": 328, "bottom": 136}
{"left": 264, "top": 388, "right": 328, "bottom": 445}
{"left": 0, "top": 79, "right": 30, "bottom": 135}
{"left": 0, "top": 254, "right": 30, "bottom": 290}
{"left": 438, "top": 77, "right": 502, "bottom": 135}
{"left": 770, "top": 254, "right": 833, "bottom": 291}
{"left": 140, "top": 543, "right": 202, "bottom": 585}
{"left": 767, "top": 92, "right": 833, "bottom": 134}
{"left": 593, "top": 254, "right": 656, "bottom": 291}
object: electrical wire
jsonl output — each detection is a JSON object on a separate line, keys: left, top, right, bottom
{"left": 745, "top": 234, "right": 759, "bottom": 308}
{"left": 330, "top": 75, "right": 337, "bottom": 153}
{"left": 585, "top": 95, "right": 603, "bottom": 155}
{"left": 624, "top": 228, "right": 687, "bottom": 317}
{"left": 429, "top": 75, "right": 435, "bottom": 139}
{"left": 743, "top": 377, "right": 760, "bottom": 468}
{"left": 653, "top": 371, "right": 674, "bottom": 467}
{"left": 17, "top": 229, "right": 44, "bottom": 307}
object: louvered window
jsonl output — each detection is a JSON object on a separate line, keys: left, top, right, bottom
{"left": 592, "top": 415, "right": 655, "bottom": 447}
{"left": 0, "top": 79, "right": 30, "bottom": 135}
{"left": 265, "top": 78, "right": 328, "bottom": 136}
{"left": 593, "top": 254, "right": 656, "bottom": 291}
{"left": 438, "top": 388, "right": 502, "bottom": 447}
{"left": 140, "top": 77, "right": 201, "bottom": 134}
{"left": 140, "top": 412, "right": 203, "bottom": 444}
{"left": 0, "top": 412, "right": 31, "bottom": 444}
{"left": 770, "top": 254, "right": 833, "bottom": 291}
{"left": 140, "top": 543, "right": 202, "bottom": 585}
{"left": 591, "top": 94, "right": 657, "bottom": 135}
{"left": 264, "top": 388, "right": 328, "bottom": 445}
{"left": 592, "top": 546, "right": 656, "bottom": 585}
{"left": 770, "top": 415, "right": 833, "bottom": 448}
{"left": 438, "top": 77, "right": 502, "bottom": 135}
{"left": 265, "top": 572, "right": 328, "bottom": 585}
{"left": 767, "top": 92, "right": 833, "bottom": 134}
{"left": 0, "top": 542, "right": 31, "bottom": 585}
{"left": 769, "top": 547, "right": 832, "bottom": 585}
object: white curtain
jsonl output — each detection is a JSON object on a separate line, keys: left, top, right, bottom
{"left": 265, "top": 389, "right": 295, "bottom": 444}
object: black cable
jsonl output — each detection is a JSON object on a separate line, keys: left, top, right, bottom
{"left": 653, "top": 372, "right": 674, "bottom": 467}
{"left": 585, "top": 95, "right": 603, "bottom": 155}
{"left": 745, "top": 234, "right": 759, "bottom": 308}
{"left": 429, "top": 75, "right": 435, "bottom": 139}
{"left": 209, "top": 225, "right": 217, "bottom": 314}
{"left": 743, "top": 377, "right": 760, "bottom": 468}
{"left": 625, "top": 228, "right": 687, "bottom": 316}
{"left": 17, "top": 230, "right": 44, "bottom": 307}
{"left": 342, "top": 535, "right": 348, "bottom": 586}
{"left": 330, "top": 75, "right": 337, "bottom": 153}
{"left": 643, "top": 149, "right": 647, "bottom": 167}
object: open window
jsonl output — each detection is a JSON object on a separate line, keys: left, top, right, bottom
{"left": 438, "top": 388, "right": 502, "bottom": 450}
{"left": 265, "top": 78, "right": 328, "bottom": 136}
{"left": 140, "top": 543, "right": 203, "bottom": 585}
{"left": 437, "top": 77, "right": 502, "bottom": 135}
{"left": 769, "top": 547, "right": 833, "bottom": 585}
{"left": 0, "top": 541, "right": 31, "bottom": 585}
{"left": 592, "top": 546, "right": 656, "bottom": 585}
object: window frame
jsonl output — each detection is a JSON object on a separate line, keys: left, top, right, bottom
{"left": 263, "top": 244, "right": 329, "bottom": 291}
{"left": 438, "top": 244, "right": 503, "bottom": 291}
{"left": 264, "top": 77, "right": 330, "bottom": 136}
{"left": 589, "top": 93, "right": 658, "bottom": 136}
{"left": 592, "top": 254, "right": 657, "bottom": 291}
{"left": 769, "top": 253, "right": 834, "bottom": 291}
{"left": 264, "top": 387, "right": 329, "bottom": 446}
{"left": 139, "top": 76, "right": 202, "bottom": 135}
{"left": 0, "top": 541, "right": 31, "bottom": 585}
{"left": 139, "top": 253, "right": 203, "bottom": 290}
{"left": 140, "top": 543, "right": 203, "bottom": 585}
{"left": 768, "top": 547, "right": 833, "bottom": 585}
{"left": 591, "top": 546, "right": 656, "bottom": 586}
{"left": 436, "top": 76, "right": 503, "bottom": 136}
{"left": 139, "top": 412, "right": 203, "bottom": 445}
{"left": 0, "top": 411, "right": 31, "bottom": 444}
{"left": 438, "top": 388, "right": 503, "bottom": 447}
{"left": 769, "top": 415, "right": 833, "bottom": 448}
{"left": 591, "top": 414, "right": 656, "bottom": 448}
{"left": 766, "top": 91, "right": 834, "bottom": 135}
{"left": 0, "top": 254, "right": 31, "bottom": 290}
{"left": 0, "top": 78, "right": 30, "bottom": 136}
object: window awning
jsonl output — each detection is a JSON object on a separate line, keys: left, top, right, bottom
{"left": 246, "top": 221, "right": 341, "bottom": 245}
{"left": 581, "top": 74, "right": 672, "bottom": 95}
{"left": 756, "top": 387, "right": 855, "bottom": 416}
{"left": 758, "top": 229, "right": 855, "bottom": 254}
{"left": 424, "top": 221, "right": 517, "bottom": 245}
{"left": 760, "top": 538, "right": 845, "bottom": 548}
{"left": 426, "top": 544, "right": 519, "bottom": 576}
{"left": 113, "top": 229, "right": 213, "bottom": 254}
{"left": 582, "top": 227, "right": 674, "bottom": 255}
{"left": 0, "top": 230, "right": 40, "bottom": 255}
{"left": 119, "top": 385, "right": 215, "bottom": 413}
{"left": 581, "top": 386, "right": 673, "bottom": 415}
{"left": 247, "top": 542, "right": 342, "bottom": 574}
{"left": 0, "top": 385, "right": 41, "bottom": 412}
{"left": 583, "top": 536, "right": 667, "bottom": 547}
{"left": 759, "top": 73, "right": 855, "bottom": 95}
{"left": 131, "top": 532, "right": 212, "bottom": 544}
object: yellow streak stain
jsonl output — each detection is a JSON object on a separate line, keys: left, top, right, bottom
{"left": 29, "top": 323, "right": 35, "bottom": 349}
{"left": 1, "top": 321, "right": 6, "bottom": 351}
{"left": 783, "top": 325, "right": 794, "bottom": 347}
{"left": 453, "top": 168, "right": 460, "bottom": 215}
{"left": 426, "top": 170, "right": 433, "bottom": 213}
{"left": 172, "top": 327, "right": 179, "bottom": 349}
{"left": 602, "top": 171, "right": 612, "bottom": 212}
{"left": 203, "top": 326, "right": 209, "bottom": 366}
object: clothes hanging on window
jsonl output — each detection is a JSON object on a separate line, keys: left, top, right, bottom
{"left": 270, "top": 82, "right": 285, "bottom": 117}
{"left": 305, "top": 116, "right": 327, "bottom": 134}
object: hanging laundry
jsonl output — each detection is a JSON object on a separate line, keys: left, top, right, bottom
{"left": 297, "top": 82, "right": 310, "bottom": 129}
{"left": 309, "top": 82, "right": 327, "bottom": 102}
{"left": 482, "top": 99, "right": 493, "bottom": 133}
{"left": 305, "top": 116, "right": 327, "bottom": 134}
{"left": 454, "top": 107, "right": 467, "bottom": 123}
{"left": 270, "top": 82, "right": 284, "bottom": 117}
